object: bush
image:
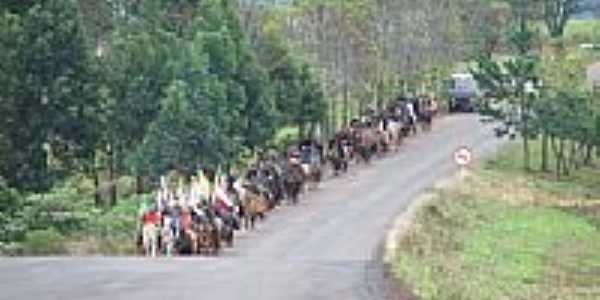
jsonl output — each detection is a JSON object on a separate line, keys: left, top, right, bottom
{"left": 0, "top": 178, "right": 22, "bottom": 215}
{"left": 117, "top": 176, "right": 137, "bottom": 198}
{"left": 0, "top": 179, "right": 24, "bottom": 242}
{"left": 82, "top": 194, "right": 144, "bottom": 240}
{"left": 1, "top": 175, "right": 149, "bottom": 255}
{"left": 22, "top": 228, "right": 67, "bottom": 255}
{"left": 0, "top": 241, "right": 24, "bottom": 256}
{"left": 61, "top": 174, "right": 95, "bottom": 196}
{"left": 18, "top": 188, "right": 92, "bottom": 236}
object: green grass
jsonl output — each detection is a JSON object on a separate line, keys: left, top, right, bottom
{"left": 462, "top": 206, "right": 598, "bottom": 299}
{"left": 484, "top": 140, "right": 600, "bottom": 197}
{"left": 565, "top": 19, "right": 600, "bottom": 44}
{"left": 391, "top": 143, "right": 600, "bottom": 300}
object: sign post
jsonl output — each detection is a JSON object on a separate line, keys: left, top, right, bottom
{"left": 453, "top": 146, "right": 473, "bottom": 180}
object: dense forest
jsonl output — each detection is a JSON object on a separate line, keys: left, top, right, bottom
{"left": 1, "top": 0, "right": 599, "bottom": 254}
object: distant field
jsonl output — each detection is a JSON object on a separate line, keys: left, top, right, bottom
{"left": 391, "top": 142, "right": 600, "bottom": 300}
{"left": 565, "top": 19, "right": 600, "bottom": 42}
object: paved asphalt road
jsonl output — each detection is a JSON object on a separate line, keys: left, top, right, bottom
{"left": 0, "top": 114, "right": 503, "bottom": 300}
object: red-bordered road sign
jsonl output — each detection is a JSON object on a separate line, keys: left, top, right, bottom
{"left": 454, "top": 146, "right": 472, "bottom": 166}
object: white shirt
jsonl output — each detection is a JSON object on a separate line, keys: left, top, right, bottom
{"left": 407, "top": 103, "right": 416, "bottom": 120}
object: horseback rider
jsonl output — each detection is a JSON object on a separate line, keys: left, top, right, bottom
{"left": 141, "top": 204, "right": 161, "bottom": 257}
{"left": 405, "top": 99, "right": 418, "bottom": 135}
{"left": 283, "top": 151, "right": 305, "bottom": 204}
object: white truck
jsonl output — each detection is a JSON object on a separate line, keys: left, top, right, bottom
{"left": 448, "top": 73, "right": 478, "bottom": 112}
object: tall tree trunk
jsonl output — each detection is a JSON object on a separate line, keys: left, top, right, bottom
{"left": 541, "top": 131, "right": 549, "bottom": 172}
{"left": 551, "top": 136, "right": 561, "bottom": 179}
{"left": 523, "top": 133, "right": 530, "bottom": 171}
{"left": 585, "top": 144, "right": 593, "bottom": 165}
{"left": 561, "top": 139, "right": 570, "bottom": 176}
{"left": 136, "top": 175, "right": 144, "bottom": 195}
{"left": 521, "top": 96, "right": 531, "bottom": 172}
{"left": 108, "top": 143, "right": 117, "bottom": 207}
{"left": 94, "top": 169, "right": 101, "bottom": 207}
{"left": 299, "top": 120, "right": 305, "bottom": 141}
{"left": 568, "top": 140, "right": 577, "bottom": 170}
{"left": 519, "top": 74, "right": 534, "bottom": 172}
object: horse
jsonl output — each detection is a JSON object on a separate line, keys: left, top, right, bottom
{"left": 175, "top": 209, "right": 198, "bottom": 255}
{"left": 239, "top": 185, "right": 269, "bottom": 230}
{"left": 301, "top": 160, "right": 322, "bottom": 191}
{"left": 283, "top": 160, "right": 306, "bottom": 205}
{"left": 216, "top": 213, "right": 235, "bottom": 247}
{"left": 258, "top": 165, "right": 284, "bottom": 209}
{"left": 193, "top": 221, "right": 220, "bottom": 256}
{"left": 419, "top": 99, "right": 434, "bottom": 132}
{"left": 176, "top": 207, "right": 221, "bottom": 256}
{"left": 377, "top": 117, "right": 391, "bottom": 154}
{"left": 212, "top": 194, "right": 237, "bottom": 247}
{"left": 399, "top": 101, "right": 418, "bottom": 136}
{"left": 327, "top": 137, "right": 349, "bottom": 176}
{"left": 297, "top": 141, "right": 323, "bottom": 191}
{"left": 386, "top": 117, "right": 403, "bottom": 152}
{"left": 160, "top": 214, "right": 176, "bottom": 256}
{"left": 355, "top": 126, "right": 378, "bottom": 164}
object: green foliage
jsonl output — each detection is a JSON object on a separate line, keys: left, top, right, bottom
{"left": 0, "top": 0, "right": 40, "bottom": 15}
{"left": 22, "top": 228, "right": 67, "bottom": 255}
{"left": 0, "top": 0, "right": 97, "bottom": 192}
{"left": 255, "top": 29, "right": 326, "bottom": 137}
{"left": 86, "top": 194, "right": 142, "bottom": 239}
{"left": 13, "top": 188, "right": 93, "bottom": 240}
{"left": 469, "top": 7, "right": 600, "bottom": 172}
{"left": 1, "top": 181, "right": 144, "bottom": 254}
{"left": 540, "top": 0, "right": 579, "bottom": 38}
{"left": 126, "top": 0, "right": 283, "bottom": 174}
{"left": 473, "top": 54, "right": 539, "bottom": 137}
{"left": 0, "top": 178, "right": 23, "bottom": 242}
{"left": 565, "top": 19, "right": 600, "bottom": 43}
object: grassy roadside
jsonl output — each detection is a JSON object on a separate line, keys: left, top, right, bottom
{"left": 391, "top": 142, "right": 600, "bottom": 300}
{"left": 0, "top": 176, "right": 145, "bottom": 256}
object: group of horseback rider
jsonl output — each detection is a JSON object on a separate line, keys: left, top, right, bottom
{"left": 136, "top": 94, "right": 438, "bottom": 257}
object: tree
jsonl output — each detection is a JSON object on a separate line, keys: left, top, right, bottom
{"left": 475, "top": 54, "right": 539, "bottom": 170}
{"left": 130, "top": 78, "right": 227, "bottom": 177}
{"left": 538, "top": 51, "right": 598, "bottom": 176}
{"left": 239, "top": 58, "right": 278, "bottom": 151}
{"left": 96, "top": 0, "right": 185, "bottom": 204}
{"left": 0, "top": 0, "right": 41, "bottom": 15}
{"left": 541, "top": 0, "right": 579, "bottom": 38}
{"left": 0, "top": 0, "right": 97, "bottom": 192}
{"left": 128, "top": 0, "right": 281, "bottom": 178}
{"left": 535, "top": 0, "right": 581, "bottom": 172}
{"left": 298, "top": 64, "right": 326, "bottom": 139}
{"left": 473, "top": 0, "right": 541, "bottom": 171}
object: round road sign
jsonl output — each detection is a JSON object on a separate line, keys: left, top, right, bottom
{"left": 453, "top": 146, "right": 472, "bottom": 166}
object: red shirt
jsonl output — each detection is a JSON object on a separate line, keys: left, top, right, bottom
{"left": 142, "top": 211, "right": 161, "bottom": 225}
{"left": 180, "top": 211, "right": 192, "bottom": 229}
